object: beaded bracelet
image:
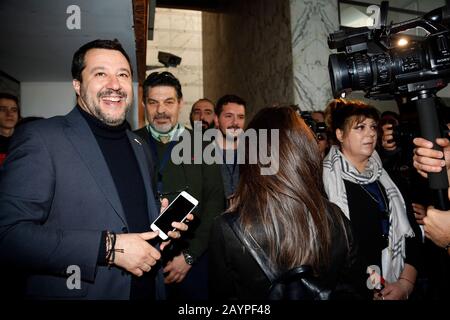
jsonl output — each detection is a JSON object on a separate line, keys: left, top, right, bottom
{"left": 105, "top": 231, "right": 116, "bottom": 266}
{"left": 105, "top": 231, "right": 124, "bottom": 268}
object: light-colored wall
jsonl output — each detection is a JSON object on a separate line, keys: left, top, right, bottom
{"left": 20, "top": 82, "right": 140, "bottom": 128}
{"left": 290, "top": 0, "right": 339, "bottom": 111}
{"left": 146, "top": 8, "right": 203, "bottom": 128}
{"left": 21, "top": 82, "right": 76, "bottom": 118}
{"left": 202, "top": 0, "right": 294, "bottom": 120}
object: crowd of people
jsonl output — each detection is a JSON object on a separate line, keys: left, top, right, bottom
{"left": 0, "top": 38, "right": 449, "bottom": 301}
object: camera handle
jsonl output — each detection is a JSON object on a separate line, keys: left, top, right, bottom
{"left": 414, "top": 91, "right": 450, "bottom": 210}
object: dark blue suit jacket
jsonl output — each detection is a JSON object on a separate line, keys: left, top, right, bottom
{"left": 0, "top": 107, "right": 160, "bottom": 299}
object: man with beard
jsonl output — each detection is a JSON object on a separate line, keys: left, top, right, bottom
{"left": 189, "top": 98, "right": 215, "bottom": 131}
{"left": 213, "top": 94, "right": 246, "bottom": 207}
{"left": 134, "top": 72, "right": 225, "bottom": 300}
{"left": 0, "top": 39, "right": 191, "bottom": 299}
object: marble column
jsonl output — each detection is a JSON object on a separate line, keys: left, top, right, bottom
{"left": 290, "top": 0, "right": 339, "bottom": 111}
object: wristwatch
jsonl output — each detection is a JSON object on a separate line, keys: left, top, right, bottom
{"left": 182, "top": 251, "right": 195, "bottom": 265}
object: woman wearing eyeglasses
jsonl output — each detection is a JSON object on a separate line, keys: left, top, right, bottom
{"left": 323, "top": 98, "right": 421, "bottom": 300}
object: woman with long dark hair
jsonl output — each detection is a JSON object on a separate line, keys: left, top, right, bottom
{"left": 209, "top": 106, "right": 357, "bottom": 299}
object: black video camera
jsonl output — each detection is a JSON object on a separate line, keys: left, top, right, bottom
{"left": 328, "top": 1, "right": 450, "bottom": 99}
{"left": 300, "top": 111, "right": 327, "bottom": 141}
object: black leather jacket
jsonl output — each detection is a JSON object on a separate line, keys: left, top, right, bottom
{"left": 208, "top": 202, "right": 361, "bottom": 300}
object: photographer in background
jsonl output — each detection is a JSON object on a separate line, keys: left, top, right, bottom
{"left": 378, "top": 100, "right": 441, "bottom": 299}
{"left": 300, "top": 110, "right": 330, "bottom": 158}
{"left": 382, "top": 97, "right": 450, "bottom": 300}
{"left": 378, "top": 100, "right": 432, "bottom": 219}
{"left": 379, "top": 111, "right": 400, "bottom": 152}
{"left": 379, "top": 110, "right": 426, "bottom": 215}
{"left": 381, "top": 110, "right": 429, "bottom": 225}
{"left": 379, "top": 98, "right": 450, "bottom": 214}
{"left": 312, "top": 110, "right": 330, "bottom": 158}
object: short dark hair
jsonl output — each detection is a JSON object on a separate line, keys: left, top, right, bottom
{"left": 190, "top": 98, "right": 215, "bottom": 117}
{"left": 215, "top": 94, "right": 246, "bottom": 116}
{"left": 0, "top": 92, "right": 20, "bottom": 118}
{"left": 189, "top": 98, "right": 215, "bottom": 127}
{"left": 0, "top": 92, "right": 19, "bottom": 106}
{"left": 325, "top": 98, "right": 380, "bottom": 145}
{"left": 380, "top": 110, "right": 399, "bottom": 119}
{"left": 143, "top": 71, "right": 183, "bottom": 102}
{"left": 71, "top": 39, "right": 133, "bottom": 81}
{"left": 192, "top": 98, "right": 214, "bottom": 109}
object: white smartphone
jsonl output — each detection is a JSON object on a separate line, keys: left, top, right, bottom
{"left": 150, "top": 191, "right": 198, "bottom": 240}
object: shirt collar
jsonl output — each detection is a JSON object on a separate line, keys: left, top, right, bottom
{"left": 147, "top": 123, "right": 185, "bottom": 143}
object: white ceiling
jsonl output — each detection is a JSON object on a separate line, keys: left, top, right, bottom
{"left": 0, "top": 0, "right": 138, "bottom": 82}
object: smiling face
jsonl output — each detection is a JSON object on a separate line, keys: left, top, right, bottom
{"left": 215, "top": 102, "right": 246, "bottom": 139}
{"left": 337, "top": 116, "right": 378, "bottom": 170}
{"left": 72, "top": 48, "right": 133, "bottom": 126}
{"left": 144, "top": 86, "right": 182, "bottom": 133}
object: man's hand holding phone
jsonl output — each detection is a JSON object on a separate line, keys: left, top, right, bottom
{"left": 110, "top": 196, "right": 194, "bottom": 277}
{"left": 151, "top": 191, "right": 198, "bottom": 241}
{"left": 152, "top": 192, "right": 198, "bottom": 283}
{"left": 158, "top": 197, "right": 194, "bottom": 250}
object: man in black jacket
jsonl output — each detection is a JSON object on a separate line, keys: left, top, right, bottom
{"left": 135, "top": 71, "right": 225, "bottom": 300}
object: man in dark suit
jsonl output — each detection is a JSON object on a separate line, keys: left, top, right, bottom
{"left": 0, "top": 39, "right": 190, "bottom": 299}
